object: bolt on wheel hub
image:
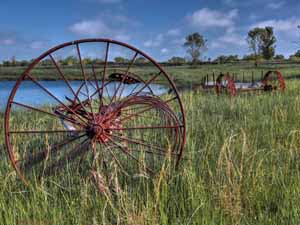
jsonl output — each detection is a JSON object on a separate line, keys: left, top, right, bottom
{"left": 88, "top": 106, "right": 122, "bottom": 144}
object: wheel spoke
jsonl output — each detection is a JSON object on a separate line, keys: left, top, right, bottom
{"left": 43, "top": 138, "right": 91, "bottom": 176}
{"left": 91, "top": 64, "right": 102, "bottom": 105}
{"left": 99, "top": 42, "right": 110, "bottom": 108}
{"left": 25, "top": 73, "right": 89, "bottom": 126}
{"left": 76, "top": 44, "right": 95, "bottom": 122}
{"left": 130, "top": 72, "right": 161, "bottom": 97}
{"left": 116, "top": 52, "right": 139, "bottom": 101}
{"left": 9, "top": 129, "right": 85, "bottom": 134}
{"left": 20, "top": 133, "right": 86, "bottom": 171}
{"left": 10, "top": 101, "right": 85, "bottom": 128}
{"left": 109, "top": 52, "right": 138, "bottom": 105}
{"left": 49, "top": 54, "right": 91, "bottom": 116}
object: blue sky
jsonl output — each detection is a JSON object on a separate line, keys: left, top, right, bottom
{"left": 0, "top": 0, "right": 300, "bottom": 61}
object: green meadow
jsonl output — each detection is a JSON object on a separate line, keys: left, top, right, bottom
{"left": 1, "top": 69, "right": 300, "bottom": 224}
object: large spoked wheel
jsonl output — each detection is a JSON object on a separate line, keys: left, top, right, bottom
{"left": 4, "top": 39, "right": 186, "bottom": 185}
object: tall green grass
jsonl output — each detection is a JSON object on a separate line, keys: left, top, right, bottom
{"left": 1, "top": 80, "right": 300, "bottom": 224}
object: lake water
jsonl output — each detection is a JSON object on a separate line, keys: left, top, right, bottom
{"left": 0, "top": 80, "right": 167, "bottom": 110}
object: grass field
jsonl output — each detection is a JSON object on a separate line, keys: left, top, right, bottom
{"left": 1, "top": 77, "right": 300, "bottom": 224}
{"left": 1, "top": 62, "right": 300, "bottom": 90}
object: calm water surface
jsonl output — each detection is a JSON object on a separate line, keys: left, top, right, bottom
{"left": 0, "top": 80, "right": 167, "bottom": 110}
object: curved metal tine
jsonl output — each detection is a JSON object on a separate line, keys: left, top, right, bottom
{"left": 116, "top": 52, "right": 139, "bottom": 102}
{"left": 109, "top": 124, "right": 183, "bottom": 131}
{"left": 121, "top": 104, "right": 154, "bottom": 113}
{"left": 10, "top": 101, "right": 84, "bottom": 128}
{"left": 120, "top": 96, "right": 178, "bottom": 123}
{"left": 42, "top": 138, "right": 91, "bottom": 177}
{"left": 120, "top": 110, "right": 156, "bottom": 120}
{"left": 25, "top": 73, "right": 89, "bottom": 126}
{"left": 49, "top": 54, "right": 91, "bottom": 118}
{"left": 20, "top": 133, "right": 87, "bottom": 172}
{"left": 106, "top": 136, "right": 155, "bottom": 175}
{"left": 109, "top": 133, "right": 176, "bottom": 156}
{"left": 76, "top": 43, "right": 96, "bottom": 122}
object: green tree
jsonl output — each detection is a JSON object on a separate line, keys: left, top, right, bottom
{"left": 294, "top": 50, "right": 300, "bottom": 57}
{"left": 168, "top": 56, "right": 186, "bottom": 65}
{"left": 214, "top": 55, "right": 227, "bottom": 64}
{"left": 184, "top": 32, "right": 207, "bottom": 64}
{"left": 260, "top": 27, "right": 276, "bottom": 60}
{"left": 247, "top": 27, "right": 276, "bottom": 66}
{"left": 61, "top": 56, "right": 78, "bottom": 66}
{"left": 247, "top": 28, "right": 263, "bottom": 66}
{"left": 274, "top": 54, "right": 285, "bottom": 60}
{"left": 114, "top": 57, "right": 129, "bottom": 63}
{"left": 135, "top": 57, "right": 147, "bottom": 64}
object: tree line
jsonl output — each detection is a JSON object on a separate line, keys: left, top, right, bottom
{"left": 1, "top": 26, "right": 300, "bottom": 67}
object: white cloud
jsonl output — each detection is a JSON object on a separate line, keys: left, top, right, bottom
{"left": 143, "top": 34, "right": 164, "bottom": 47}
{"left": 167, "top": 28, "right": 181, "bottom": 36}
{"left": 187, "top": 8, "right": 238, "bottom": 28}
{"left": 69, "top": 18, "right": 131, "bottom": 41}
{"left": 252, "top": 17, "right": 300, "bottom": 32}
{"left": 267, "top": 1, "right": 285, "bottom": 9}
{"left": 114, "top": 34, "right": 131, "bottom": 42}
{"left": 69, "top": 20, "right": 110, "bottom": 36}
{"left": 172, "top": 38, "right": 185, "bottom": 45}
{"left": 0, "top": 39, "right": 15, "bottom": 45}
{"left": 30, "top": 41, "right": 47, "bottom": 49}
{"left": 161, "top": 48, "right": 168, "bottom": 54}
{"left": 211, "top": 29, "right": 246, "bottom": 48}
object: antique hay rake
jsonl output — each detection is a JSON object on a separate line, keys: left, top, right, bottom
{"left": 4, "top": 39, "right": 186, "bottom": 184}
{"left": 202, "top": 70, "right": 286, "bottom": 96}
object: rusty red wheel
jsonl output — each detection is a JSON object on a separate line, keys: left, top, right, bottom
{"left": 4, "top": 39, "right": 186, "bottom": 184}
{"left": 215, "top": 73, "right": 236, "bottom": 96}
{"left": 262, "top": 70, "right": 285, "bottom": 91}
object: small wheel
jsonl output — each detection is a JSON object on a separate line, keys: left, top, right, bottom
{"left": 262, "top": 70, "right": 285, "bottom": 91}
{"left": 215, "top": 73, "right": 236, "bottom": 96}
{"left": 4, "top": 39, "right": 186, "bottom": 184}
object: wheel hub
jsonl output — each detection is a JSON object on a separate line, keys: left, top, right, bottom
{"left": 88, "top": 106, "right": 122, "bottom": 143}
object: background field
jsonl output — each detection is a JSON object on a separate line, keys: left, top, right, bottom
{"left": 1, "top": 61, "right": 300, "bottom": 89}
{"left": 0, "top": 65, "right": 300, "bottom": 224}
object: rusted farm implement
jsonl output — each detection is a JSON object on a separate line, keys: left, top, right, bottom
{"left": 4, "top": 39, "right": 186, "bottom": 184}
{"left": 202, "top": 70, "right": 286, "bottom": 96}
